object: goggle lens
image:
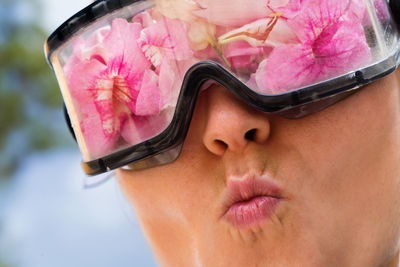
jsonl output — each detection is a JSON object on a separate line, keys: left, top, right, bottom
{"left": 46, "top": 0, "right": 400, "bottom": 173}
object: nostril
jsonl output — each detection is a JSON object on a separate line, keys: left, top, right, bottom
{"left": 207, "top": 139, "right": 228, "bottom": 155}
{"left": 215, "top": 139, "right": 228, "bottom": 150}
{"left": 245, "top": 129, "right": 257, "bottom": 141}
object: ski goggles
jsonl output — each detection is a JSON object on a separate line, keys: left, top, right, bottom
{"left": 45, "top": 0, "right": 400, "bottom": 175}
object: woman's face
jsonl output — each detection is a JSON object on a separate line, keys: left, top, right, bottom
{"left": 117, "top": 72, "right": 400, "bottom": 267}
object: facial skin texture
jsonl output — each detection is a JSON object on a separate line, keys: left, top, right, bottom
{"left": 117, "top": 71, "right": 400, "bottom": 267}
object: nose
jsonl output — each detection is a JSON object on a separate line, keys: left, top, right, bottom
{"left": 201, "top": 85, "right": 271, "bottom": 156}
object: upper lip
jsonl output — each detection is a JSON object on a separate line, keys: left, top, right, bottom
{"left": 220, "top": 174, "right": 284, "bottom": 215}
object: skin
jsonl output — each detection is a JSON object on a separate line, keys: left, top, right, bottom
{"left": 117, "top": 70, "right": 400, "bottom": 267}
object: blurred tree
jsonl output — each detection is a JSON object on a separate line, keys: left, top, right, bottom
{"left": 0, "top": 0, "right": 74, "bottom": 180}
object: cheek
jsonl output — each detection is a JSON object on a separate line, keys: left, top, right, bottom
{"left": 284, "top": 76, "right": 400, "bottom": 190}
{"left": 117, "top": 147, "right": 225, "bottom": 266}
{"left": 117, "top": 142, "right": 222, "bottom": 229}
{"left": 118, "top": 165, "right": 199, "bottom": 224}
{"left": 275, "top": 76, "right": 400, "bottom": 258}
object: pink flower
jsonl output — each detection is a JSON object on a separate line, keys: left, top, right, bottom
{"left": 64, "top": 17, "right": 193, "bottom": 158}
{"left": 254, "top": 0, "right": 371, "bottom": 94}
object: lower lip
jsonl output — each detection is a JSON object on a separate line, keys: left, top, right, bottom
{"left": 224, "top": 196, "right": 281, "bottom": 227}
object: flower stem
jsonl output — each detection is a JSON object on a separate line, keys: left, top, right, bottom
{"left": 209, "top": 37, "right": 231, "bottom": 68}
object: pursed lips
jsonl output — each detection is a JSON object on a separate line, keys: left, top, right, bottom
{"left": 220, "top": 174, "right": 284, "bottom": 227}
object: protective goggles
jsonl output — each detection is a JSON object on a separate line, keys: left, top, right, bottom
{"left": 45, "top": 0, "right": 400, "bottom": 175}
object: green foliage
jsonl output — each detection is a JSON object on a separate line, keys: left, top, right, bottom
{"left": 0, "top": 0, "right": 74, "bottom": 180}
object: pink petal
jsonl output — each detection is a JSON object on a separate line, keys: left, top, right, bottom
{"left": 135, "top": 70, "right": 161, "bottom": 116}
{"left": 267, "top": 19, "right": 299, "bottom": 45}
{"left": 90, "top": 82, "right": 120, "bottom": 139}
{"left": 218, "top": 16, "right": 281, "bottom": 47}
{"left": 92, "top": 57, "right": 139, "bottom": 113}
{"left": 158, "top": 58, "right": 178, "bottom": 108}
{"left": 258, "top": 44, "right": 322, "bottom": 93}
{"left": 85, "top": 26, "right": 111, "bottom": 53}
{"left": 267, "top": 0, "right": 289, "bottom": 9}
{"left": 193, "top": 0, "right": 272, "bottom": 27}
{"left": 68, "top": 63, "right": 120, "bottom": 159}
{"left": 161, "top": 18, "right": 194, "bottom": 60}
{"left": 313, "top": 20, "right": 371, "bottom": 71}
{"left": 158, "top": 56, "right": 197, "bottom": 110}
{"left": 64, "top": 38, "right": 107, "bottom": 114}
{"left": 79, "top": 111, "right": 120, "bottom": 159}
{"left": 102, "top": 19, "right": 150, "bottom": 70}
{"left": 139, "top": 21, "right": 171, "bottom": 49}
{"left": 344, "top": 0, "right": 366, "bottom": 22}
{"left": 131, "top": 11, "right": 156, "bottom": 27}
{"left": 258, "top": 18, "right": 371, "bottom": 93}
{"left": 193, "top": 44, "right": 219, "bottom": 60}
{"left": 119, "top": 115, "right": 142, "bottom": 145}
{"left": 64, "top": 40, "right": 119, "bottom": 158}
{"left": 101, "top": 19, "right": 128, "bottom": 58}
{"left": 139, "top": 18, "right": 193, "bottom": 65}
{"left": 225, "top": 41, "right": 264, "bottom": 57}
{"left": 224, "top": 40, "right": 264, "bottom": 72}
{"left": 121, "top": 111, "right": 171, "bottom": 145}
{"left": 247, "top": 72, "right": 259, "bottom": 91}
{"left": 288, "top": 0, "right": 350, "bottom": 43}
{"left": 90, "top": 61, "right": 136, "bottom": 143}
{"left": 268, "top": 0, "right": 301, "bottom": 19}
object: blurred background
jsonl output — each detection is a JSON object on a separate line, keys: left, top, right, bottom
{"left": 0, "top": 0, "right": 157, "bottom": 266}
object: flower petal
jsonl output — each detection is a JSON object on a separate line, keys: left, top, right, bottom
{"left": 188, "top": 19, "right": 216, "bottom": 50}
{"left": 162, "top": 18, "right": 194, "bottom": 60}
{"left": 135, "top": 70, "right": 161, "bottom": 116}
{"left": 218, "top": 15, "right": 281, "bottom": 47}
{"left": 313, "top": 20, "right": 371, "bottom": 71}
{"left": 288, "top": 0, "right": 350, "bottom": 43}
{"left": 256, "top": 44, "right": 321, "bottom": 93}
{"left": 268, "top": 0, "right": 301, "bottom": 18}
{"left": 64, "top": 38, "right": 107, "bottom": 98}
{"left": 79, "top": 110, "right": 120, "bottom": 159}
{"left": 154, "top": 0, "right": 201, "bottom": 21}
{"left": 158, "top": 58, "right": 178, "bottom": 109}
{"left": 132, "top": 10, "right": 156, "bottom": 27}
{"left": 102, "top": 19, "right": 150, "bottom": 70}
{"left": 223, "top": 40, "right": 264, "bottom": 72}
{"left": 258, "top": 18, "right": 371, "bottom": 93}
{"left": 192, "top": 0, "right": 272, "bottom": 27}
{"left": 121, "top": 109, "right": 172, "bottom": 145}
